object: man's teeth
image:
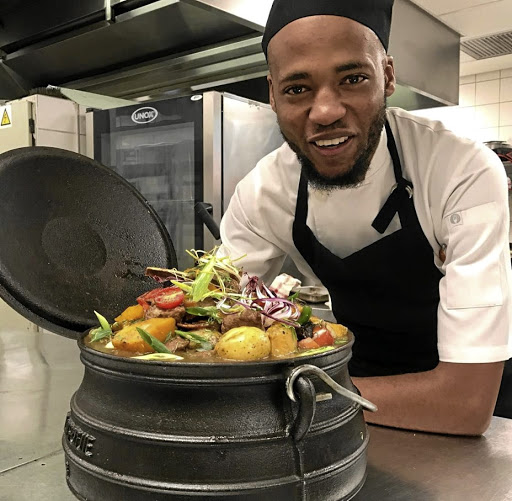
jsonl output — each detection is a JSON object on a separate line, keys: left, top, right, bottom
{"left": 315, "top": 137, "right": 349, "bottom": 147}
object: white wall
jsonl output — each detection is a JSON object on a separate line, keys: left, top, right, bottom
{"left": 411, "top": 68, "right": 512, "bottom": 145}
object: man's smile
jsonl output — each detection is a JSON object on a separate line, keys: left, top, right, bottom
{"left": 310, "top": 135, "right": 355, "bottom": 158}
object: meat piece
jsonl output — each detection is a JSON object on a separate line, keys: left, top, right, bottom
{"left": 296, "top": 322, "right": 314, "bottom": 340}
{"left": 145, "top": 305, "right": 186, "bottom": 322}
{"left": 221, "top": 309, "right": 263, "bottom": 333}
{"left": 165, "top": 336, "right": 190, "bottom": 352}
{"left": 177, "top": 320, "right": 221, "bottom": 331}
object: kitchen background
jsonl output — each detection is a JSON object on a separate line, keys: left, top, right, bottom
{"left": 412, "top": 69, "right": 512, "bottom": 145}
{"left": 1, "top": 0, "right": 512, "bottom": 265}
{"left": 1, "top": 0, "right": 512, "bottom": 310}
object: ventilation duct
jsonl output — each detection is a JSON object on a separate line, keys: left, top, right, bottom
{"left": 0, "top": 0, "right": 460, "bottom": 110}
{"left": 461, "top": 31, "right": 512, "bottom": 60}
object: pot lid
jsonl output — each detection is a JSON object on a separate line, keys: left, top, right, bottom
{"left": 0, "top": 147, "right": 177, "bottom": 339}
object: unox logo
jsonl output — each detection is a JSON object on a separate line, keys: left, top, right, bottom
{"left": 131, "top": 107, "right": 158, "bottom": 124}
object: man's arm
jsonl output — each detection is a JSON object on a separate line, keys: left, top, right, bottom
{"left": 353, "top": 361, "right": 504, "bottom": 435}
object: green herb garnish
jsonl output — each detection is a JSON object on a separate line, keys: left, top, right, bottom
{"left": 191, "top": 253, "right": 216, "bottom": 302}
{"left": 170, "top": 281, "right": 193, "bottom": 294}
{"left": 90, "top": 311, "right": 113, "bottom": 342}
{"left": 185, "top": 306, "right": 222, "bottom": 323}
{"left": 94, "top": 310, "right": 111, "bottom": 331}
{"left": 296, "top": 346, "right": 335, "bottom": 357}
{"left": 90, "top": 327, "right": 112, "bottom": 342}
{"left": 136, "top": 327, "right": 172, "bottom": 354}
{"left": 175, "top": 329, "right": 214, "bottom": 351}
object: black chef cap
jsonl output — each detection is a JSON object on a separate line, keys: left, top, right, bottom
{"left": 262, "top": 0, "right": 394, "bottom": 58}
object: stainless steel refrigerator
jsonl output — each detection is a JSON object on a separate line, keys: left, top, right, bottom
{"left": 89, "top": 91, "right": 283, "bottom": 268}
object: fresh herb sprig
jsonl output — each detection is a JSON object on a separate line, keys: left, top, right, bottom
{"left": 136, "top": 327, "right": 172, "bottom": 354}
{"left": 90, "top": 311, "right": 113, "bottom": 342}
{"left": 175, "top": 329, "right": 213, "bottom": 351}
{"left": 191, "top": 253, "right": 216, "bottom": 302}
{"left": 163, "top": 248, "right": 247, "bottom": 303}
{"left": 185, "top": 306, "right": 222, "bottom": 323}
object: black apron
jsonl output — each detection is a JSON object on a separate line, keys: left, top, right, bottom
{"left": 292, "top": 122, "right": 443, "bottom": 377}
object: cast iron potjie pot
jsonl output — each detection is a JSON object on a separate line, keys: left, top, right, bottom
{"left": 0, "top": 147, "right": 374, "bottom": 500}
{"left": 63, "top": 332, "right": 373, "bottom": 501}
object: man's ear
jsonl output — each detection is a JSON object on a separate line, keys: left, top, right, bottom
{"left": 268, "top": 74, "right": 276, "bottom": 112}
{"left": 384, "top": 56, "right": 396, "bottom": 98}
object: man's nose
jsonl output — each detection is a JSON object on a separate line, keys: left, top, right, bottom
{"left": 308, "top": 88, "right": 347, "bottom": 126}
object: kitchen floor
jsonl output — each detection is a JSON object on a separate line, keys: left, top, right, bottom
{"left": 0, "top": 299, "right": 81, "bottom": 500}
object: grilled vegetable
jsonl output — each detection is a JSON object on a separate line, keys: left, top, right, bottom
{"left": 112, "top": 317, "right": 176, "bottom": 352}
{"left": 115, "top": 304, "right": 144, "bottom": 323}
{"left": 136, "top": 328, "right": 172, "bottom": 354}
{"left": 297, "top": 305, "right": 312, "bottom": 325}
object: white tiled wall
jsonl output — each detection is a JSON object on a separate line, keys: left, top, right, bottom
{"left": 411, "top": 69, "right": 512, "bottom": 145}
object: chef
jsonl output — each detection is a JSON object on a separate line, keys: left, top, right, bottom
{"left": 218, "top": 0, "right": 512, "bottom": 435}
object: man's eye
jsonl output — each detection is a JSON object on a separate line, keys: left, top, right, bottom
{"left": 285, "top": 86, "right": 306, "bottom": 95}
{"left": 344, "top": 75, "right": 366, "bottom": 85}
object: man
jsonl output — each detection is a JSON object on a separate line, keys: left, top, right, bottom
{"left": 219, "top": 0, "right": 512, "bottom": 435}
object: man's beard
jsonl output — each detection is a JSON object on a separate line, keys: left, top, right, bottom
{"left": 281, "top": 101, "right": 387, "bottom": 191}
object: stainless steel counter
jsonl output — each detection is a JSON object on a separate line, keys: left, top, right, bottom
{"left": 355, "top": 417, "right": 512, "bottom": 501}
{"left": 1, "top": 300, "right": 511, "bottom": 501}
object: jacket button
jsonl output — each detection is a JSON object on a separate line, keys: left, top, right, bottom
{"left": 450, "top": 213, "right": 461, "bottom": 224}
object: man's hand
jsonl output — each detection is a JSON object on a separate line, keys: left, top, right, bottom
{"left": 353, "top": 361, "right": 504, "bottom": 435}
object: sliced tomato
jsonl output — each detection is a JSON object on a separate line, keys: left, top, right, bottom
{"left": 312, "top": 328, "right": 335, "bottom": 347}
{"left": 137, "top": 287, "right": 184, "bottom": 310}
{"left": 154, "top": 287, "right": 185, "bottom": 309}
{"left": 298, "top": 338, "right": 320, "bottom": 350}
{"left": 137, "top": 288, "right": 162, "bottom": 310}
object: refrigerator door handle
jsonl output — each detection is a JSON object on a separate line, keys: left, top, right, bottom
{"left": 195, "top": 202, "right": 221, "bottom": 241}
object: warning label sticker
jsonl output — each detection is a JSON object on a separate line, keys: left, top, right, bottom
{"left": 0, "top": 105, "right": 12, "bottom": 128}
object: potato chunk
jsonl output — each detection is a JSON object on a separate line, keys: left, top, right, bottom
{"left": 112, "top": 317, "right": 175, "bottom": 353}
{"left": 325, "top": 322, "right": 348, "bottom": 340}
{"left": 214, "top": 326, "right": 271, "bottom": 361}
{"left": 267, "top": 322, "right": 297, "bottom": 358}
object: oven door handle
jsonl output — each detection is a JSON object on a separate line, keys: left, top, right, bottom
{"left": 195, "top": 202, "right": 221, "bottom": 241}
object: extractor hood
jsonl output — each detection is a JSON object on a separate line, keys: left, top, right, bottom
{"left": 0, "top": 0, "right": 460, "bottom": 110}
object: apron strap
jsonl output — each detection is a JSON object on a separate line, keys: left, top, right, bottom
{"left": 371, "top": 121, "right": 413, "bottom": 234}
{"left": 292, "top": 170, "right": 317, "bottom": 264}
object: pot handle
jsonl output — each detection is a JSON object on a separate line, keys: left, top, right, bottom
{"left": 286, "top": 364, "right": 378, "bottom": 441}
{"left": 289, "top": 375, "right": 317, "bottom": 442}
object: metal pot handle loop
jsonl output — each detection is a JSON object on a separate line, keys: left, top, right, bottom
{"left": 290, "top": 376, "right": 317, "bottom": 442}
{"left": 286, "top": 364, "right": 378, "bottom": 412}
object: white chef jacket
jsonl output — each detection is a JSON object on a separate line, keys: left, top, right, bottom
{"left": 219, "top": 107, "right": 512, "bottom": 364}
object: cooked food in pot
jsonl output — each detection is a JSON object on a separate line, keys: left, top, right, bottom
{"left": 85, "top": 249, "right": 349, "bottom": 362}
